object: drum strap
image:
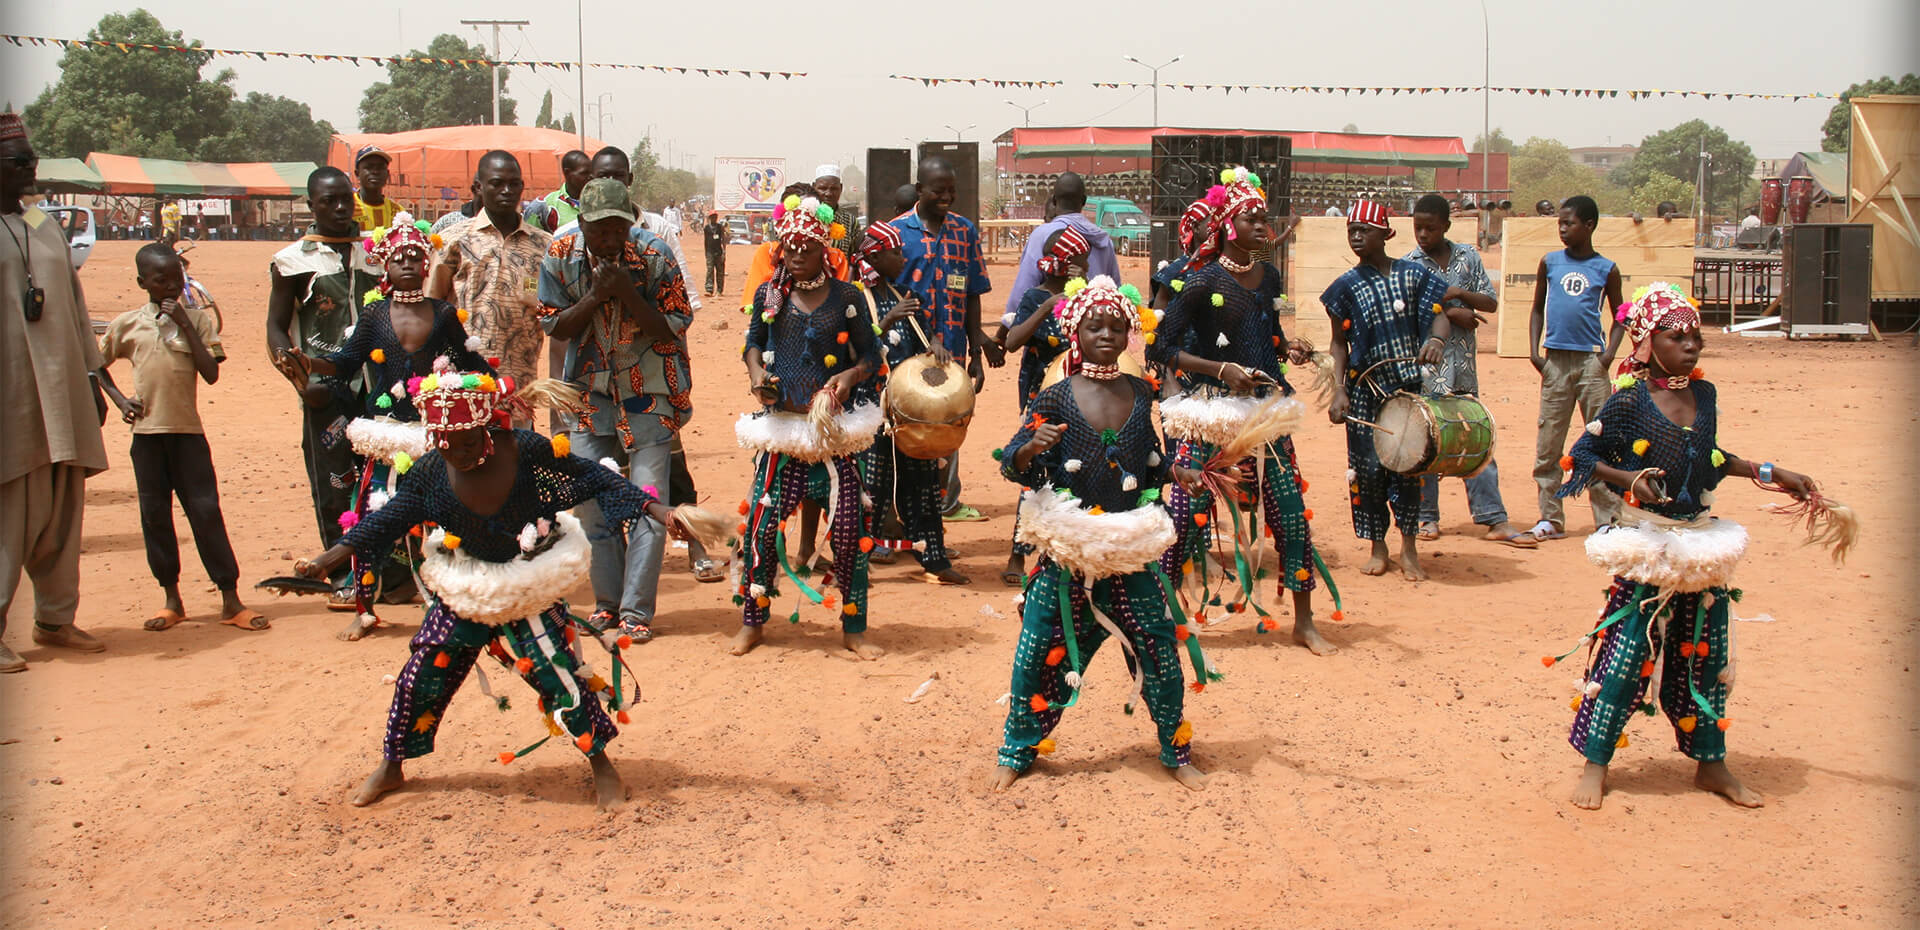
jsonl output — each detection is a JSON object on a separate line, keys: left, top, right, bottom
{"left": 864, "top": 283, "right": 935, "bottom": 355}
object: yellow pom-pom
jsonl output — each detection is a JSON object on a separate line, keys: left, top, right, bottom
{"left": 1144, "top": 332, "right": 1156, "bottom": 345}
{"left": 392, "top": 451, "right": 413, "bottom": 474}
{"left": 370, "top": 348, "right": 386, "bottom": 363}
{"left": 456, "top": 307, "right": 470, "bottom": 323}
{"left": 476, "top": 374, "right": 496, "bottom": 392}
{"left": 362, "top": 289, "right": 382, "bottom": 307}
{"left": 1047, "top": 335, "right": 1059, "bottom": 347}
{"left": 1063, "top": 277, "right": 1087, "bottom": 297}
{"left": 430, "top": 234, "right": 444, "bottom": 248}
{"left": 1710, "top": 449, "right": 1726, "bottom": 468}
{"left": 551, "top": 433, "right": 571, "bottom": 457}
{"left": 783, "top": 194, "right": 802, "bottom": 210}
{"left": 1612, "top": 373, "right": 1638, "bottom": 389}
{"left": 442, "top": 533, "right": 462, "bottom": 550}
{"left": 1631, "top": 439, "right": 1650, "bottom": 456}
{"left": 1219, "top": 168, "right": 1234, "bottom": 184}
{"left": 1210, "top": 293, "right": 1225, "bottom": 307}
{"left": 824, "top": 354, "right": 838, "bottom": 367}
{"left": 1168, "top": 278, "right": 1184, "bottom": 292}
{"left": 1432, "top": 303, "right": 1443, "bottom": 314}
{"left": 421, "top": 374, "right": 439, "bottom": 393}
{"left": 1036, "top": 738, "right": 1057, "bottom": 755}
{"left": 1172, "top": 720, "right": 1193, "bottom": 746}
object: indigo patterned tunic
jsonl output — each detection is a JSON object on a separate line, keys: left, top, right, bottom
{"left": 1000, "top": 376, "right": 1169, "bottom": 513}
{"left": 1148, "top": 262, "right": 1293, "bottom": 393}
{"left": 323, "top": 298, "right": 492, "bottom": 420}
{"left": 1560, "top": 380, "right": 1732, "bottom": 520}
{"left": 1011, "top": 286, "right": 1067, "bottom": 410}
{"left": 745, "top": 278, "right": 879, "bottom": 410}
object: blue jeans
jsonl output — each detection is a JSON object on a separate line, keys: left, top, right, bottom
{"left": 1418, "top": 458, "right": 1510, "bottom": 528}
{"left": 572, "top": 418, "right": 674, "bottom": 625}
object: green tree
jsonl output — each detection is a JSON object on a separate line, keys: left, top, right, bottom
{"left": 1471, "top": 129, "right": 1514, "bottom": 154}
{"left": 1612, "top": 120, "right": 1753, "bottom": 214}
{"left": 1821, "top": 74, "right": 1920, "bottom": 152}
{"left": 534, "top": 90, "right": 555, "bottom": 130}
{"left": 1625, "top": 172, "right": 1695, "bottom": 216}
{"left": 22, "top": 10, "right": 235, "bottom": 159}
{"left": 358, "top": 34, "right": 514, "bottom": 132}
{"left": 559, "top": 113, "right": 575, "bottom": 135}
{"left": 1511, "top": 137, "right": 1625, "bottom": 215}
{"left": 198, "top": 93, "right": 335, "bottom": 163}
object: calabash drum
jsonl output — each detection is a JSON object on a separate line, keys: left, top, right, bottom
{"left": 885, "top": 354, "right": 975, "bottom": 459}
{"left": 1372, "top": 392, "right": 1495, "bottom": 477}
{"left": 1036, "top": 351, "right": 1147, "bottom": 391}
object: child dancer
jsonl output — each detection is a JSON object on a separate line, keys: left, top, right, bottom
{"left": 735, "top": 194, "right": 883, "bottom": 659}
{"left": 852, "top": 221, "right": 915, "bottom": 565}
{"left": 96, "top": 244, "right": 264, "bottom": 632}
{"left": 1148, "top": 169, "right": 1338, "bottom": 654}
{"left": 994, "top": 276, "right": 1212, "bottom": 791}
{"left": 1549, "top": 282, "right": 1844, "bottom": 810}
{"left": 1325, "top": 200, "right": 1466, "bottom": 580}
{"left": 283, "top": 214, "right": 492, "bottom": 640}
{"left": 998, "top": 227, "right": 1089, "bottom": 585}
{"left": 295, "top": 367, "right": 688, "bottom": 809}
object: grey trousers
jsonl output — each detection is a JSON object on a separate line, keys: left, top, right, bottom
{"left": 573, "top": 420, "right": 673, "bottom": 625}
{"left": 1, "top": 464, "right": 88, "bottom": 634}
{"left": 1532, "top": 349, "right": 1622, "bottom": 531}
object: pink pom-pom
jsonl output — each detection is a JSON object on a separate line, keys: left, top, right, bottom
{"left": 772, "top": 204, "right": 786, "bottom": 220}
{"left": 432, "top": 354, "right": 454, "bottom": 374}
{"left": 641, "top": 485, "right": 659, "bottom": 498}
{"left": 362, "top": 238, "right": 375, "bottom": 251}
{"left": 338, "top": 511, "right": 360, "bottom": 530}
{"left": 1204, "top": 185, "right": 1228, "bottom": 208}
{"left": 406, "top": 376, "right": 425, "bottom": 395}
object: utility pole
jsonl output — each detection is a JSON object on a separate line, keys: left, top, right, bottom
{"left": 575, "top": 0, "right": 586, "bottom": 147}
{"left": 1124, "top": 54, "right": 1182, "bottom": 125}
{"left": 586, "top": 92, "right": 613, "bottom": 140}
{"left": 460, "top": 19, "right": 528, "bottom": 125}
{"left": 1004, "top": 99, "right": 1048, "bottom": 127}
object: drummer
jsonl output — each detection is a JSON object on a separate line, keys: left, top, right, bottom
{"left": 1324, "top": 200, "right": 1471, "bottom": 581}
{"left": 852, "top": 221, "right": 919, "bottom": 564}
{"left": 1404, "top": 195, "right": 1535, "bottom": 549}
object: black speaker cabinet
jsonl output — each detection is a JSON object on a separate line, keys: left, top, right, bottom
{"left": 1783, "top": 223, "right": 1873, "bottom": 336}
{"left": 866, "top": 148, "right": 912, "bottom": 226}
{"left": 1149, "top": 134, "right": 1293, "bottom": 276}
{"left": 918, "top": 141, "right": 980, "bottom": 225}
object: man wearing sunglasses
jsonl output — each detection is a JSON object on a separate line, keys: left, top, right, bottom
{"left": 0, "top": 112, "right": 111, "bottom": 672}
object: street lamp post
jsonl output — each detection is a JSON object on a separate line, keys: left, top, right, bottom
{"left": 1478, "top": 0, "right": 1489, "bottom": 206}
{"left": 1123, "top": 54, "right": 1182, "bottom": 125}
{"left": 943, "top": 124, "right": 976, "bottom": 141}
{"left": 1004, "top": 99, "right": 1048, "bottom": 127}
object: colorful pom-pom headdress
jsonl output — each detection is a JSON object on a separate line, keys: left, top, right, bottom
{"left": 1055, "top": 275, "right": 1145, "bottom": 380}
{"left": 1036, "top": 225, "right": 1091, "bottom": 277}
{"left": 366, "top": 212, "right": 436, "bottom": 266}
{"left": 772, "top": 194, "right": 837, "bottom": 249}
{"left": 1614, "top": 281, "right": 1702, "bottom": 386}
{"left": 1189, "top": 166, "right": 1267, "bottom": 269}
{"left": 1176, "top": 199, "right": 1215, "bottom": 255}
{"left": 410, "top": 357, "right": 504, "bottom": 435}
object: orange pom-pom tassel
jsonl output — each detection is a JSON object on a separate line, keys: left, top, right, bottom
{"left": 737, "top": 500, "right": 750, "bottom": 515}
{"left": 1558, "top": 455, "right": 1574, "bottom": 471}
{"left": 1036, "top": 737, "right": 1056, "bottom": 755}
{"left": 1189, "top": 681, "right": 1206, "bottom": 693}
{"left": 1690, "top": 367, "right": 1704, "bottom": 380}
{"left": 1029, "top": 694, "right": 1049, "bottom": 713}
{"left": 736, "top": 522, "right": 749, "bottom": 536}
{"left": 822, "top": 595, "right": 837, "bottom": 610}
{"left": 858, "top": 537, "right": 875, "bottom": 552}
{"left": 1616, "top": 733, "right": 1629, "bottom": 748}
{"left": 754, "top": 595, "right": 770, "bottom": 608}
{"left": 575, "top": 733, "right": 595, "bottom": 753}
{"left": 498, "top": 752, "right": 516, "bottom": 765}
{"left": 1695, "top": 641, "right": 1710, "bottom": 657}
{"left": 1679, "top": 642, "right": 1696, "bottom": 658}
{"left": 1258, "top": 618, "right": 1277, "bottom": 633}
{"left": 1716, "top": 718, "right": 1731, "bottom": 731}
{"left": 1677, "top": 716, "right": 1697, "bottom": 733}
{"left": 1175, "top": 624, "right": 1191, "bottom": 641}
{"left": 616, "top": 710, "right": 631, "bottom": 724}
{"left": 1294, "top": 568, "right": 1310, "bottom": 581}
{"left": 515, "top": 657, "right": 533, "bottom": 674}
{"left": 1193, "top": 513, "right": 1209, "bottom": 527}
{"left": 1044, "top": 645, "right": 1066, "bottom": 666}
{"left": 1641, "top": 661, "right": 1655, "bottom": 678}
{"left": 361, "top": 571, "right": 376, "bottom": 586}
{"left": 616, "top": 635, "right": 633, "bottom": 650}
{"left": 843, "top": 603, "right": 859, "bottom": 616}
{"left": 1541, "top": 655, "right": 1557, "bottom": 667}
{"left": 1330, "top": 610, "right": 1344, "bottom": 621}
{"left": 433, "top": 651, "right": 450, "bottom": 668}
{"left": 550, "top": 433, "right": 571, "bottom": 457}
{"left": 1302, "top": 508, "right": 1315, "bottom": 521}
{"left": 836, "top": 331, "right": 849, "bottom": 344}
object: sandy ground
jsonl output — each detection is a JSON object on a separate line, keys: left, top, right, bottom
{"left": 2, "top": 238, "right": 1916, "bottom": 929}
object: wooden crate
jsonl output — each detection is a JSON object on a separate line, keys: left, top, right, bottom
{"left": 1848, "top": 95, "right": 1920, "bottom": 300}
{"left": 1284, "top": 214, "right": 1478, "bottom": 348}
{"left": 1492, "top": 216, "right": 1695, "bottom": 358}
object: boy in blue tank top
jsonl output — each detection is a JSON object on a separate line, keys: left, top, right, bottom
{"left": 1525, "top": 195, "right": 1624, "bottom": 540}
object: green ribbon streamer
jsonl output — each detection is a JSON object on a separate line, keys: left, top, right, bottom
{"left": 1150, "top": 563, "right": 1216, "bottom": 684}
{"left": 1049, "top": 564, "right": 1084, "bottom": 711}
{"left": 1551, "top": 582, "right": 1645, "bottom": 664}
{"left": 1311, "top": 549, "right": 1343, "bottom": 612}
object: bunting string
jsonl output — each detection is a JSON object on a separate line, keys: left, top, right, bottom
{"left": 900, "top": 73, "right": 1833, "bottom": 101}
{"left": 0, "top": 34, "right": 804, "bottom": 79}
{"left": 888, "top": 74, "right": 1064, "bottom": 89}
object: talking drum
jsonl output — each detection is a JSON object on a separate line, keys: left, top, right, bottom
{"left": 885, "top": 354, "right": 975, "bottom": 459}
{"left": 1372, "top": 393, "right": 1495, "bottom": 477}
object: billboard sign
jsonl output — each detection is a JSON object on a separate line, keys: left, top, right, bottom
{"left": 713, "top": 156, "right": 787, "bottom": 212}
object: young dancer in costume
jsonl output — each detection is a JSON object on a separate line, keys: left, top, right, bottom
{"left": 735, "top": 194, "right": 883, "bottom": 659}
{"left": 282, "top": 214, "right": 492, "bottom": 640}
{"left": 993, "top": 276, "right": 1211, "bottom": 791}
{"left": 851, "top": 221, "right": 917, "bottom": 566}
{"left": 1148, "top": 169, "right": 1339, "bottom": 654}
{"left": 1325, "top": 199, "right": 1467, "bottom": 580}
{"left": 997, "top": 226, "right": 1089, "bottom": 585}
{"left": 1549, "top": 282, "right": 1847, "bottom": 810}
{"left": 296, "top": 366, "right": 689, "bottom": 809}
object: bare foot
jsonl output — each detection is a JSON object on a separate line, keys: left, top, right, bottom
{"left": 336, "top": 612, "right": 377, "bottom": 642}
{"left": 1291, "top": 616, "right": 1339, "bottom": 656}
{"left": 923, "top": 567, "right": 971, "bottom": 585}
{"left": 728, "top": 624, "right": 764, "bottom": 656}
{"left": 1171, "top": 763, "right": 1208, "bottom": 791}
{"left": 1361, "top": 539, "right": 1391, "bottom": 576}
{"left": 589, "top": 751, "right": 626, "bottom": 810}
{"left": 990, "top": 765, "right": 1021, "bottom": 791}
{"left": 351, "top": 759, "right": 405, "bottom": 807}
{"left": 1695, "top": 760, "right": 1764, "bottom": 808}
{"left": 1570, "top": 761, "right": 1608, "bottom": 809}
{"left": 1399, "top": 534, "right": 1428, "bottom": 581}
{"left": 842, "top": 631, "right": 885, "bottom": 660}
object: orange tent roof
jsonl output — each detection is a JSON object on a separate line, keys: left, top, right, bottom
{"left": 328, "top": 126, "right": 612, "bottom": 205}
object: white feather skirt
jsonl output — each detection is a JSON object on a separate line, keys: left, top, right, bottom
{"left": 735, "top": 403, "right": 884, "bottom": 462}
{"left": 1016, "top": 488, "right": 1176, "bottom": 581}
{"left": 346, "top": 416, "right": 429, "bottom": 465}
{"left": 1158, "top": 392, "right": 1304, "bottom": 447}
{"left": 418, "top": 512, "right": 591, "bottom": 626}
{"left": 1585, "top": 515, "right": 1747, "bottom": 593}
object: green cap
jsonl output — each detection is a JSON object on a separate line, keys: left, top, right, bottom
{"left": 578, "top": 177, "right": 635, "bottom": 224}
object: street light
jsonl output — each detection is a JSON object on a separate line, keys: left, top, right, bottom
{"left": 1123, "top": 54, "right": 1182, "bottom": 125}
{"left": 1004, "top": 99, "right": 1048, "bottom": 127}
{"left": 943, "top": 124, "right": 976, "bottom": 141}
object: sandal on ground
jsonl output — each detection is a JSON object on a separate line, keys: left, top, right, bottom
{"left": 620, "top": 619, "right": 654, "bottom": 643}
{"left": 942, "top": 504, "right": 988, "bottom": 523}
{"left": 1000, "top": 570, "right": 1024, "bottom": 586}
{"left": 690, "top": 558, "right": 726, "bottom": 583}
{"left": 220, "top": 609, "right": 270, "bottom": 631}
{"left": 326, "top": 588, "right": 358, "bottom": 612}
{"left": 1416, "top": 522, "right": 1441, "bottom": 541}
{"left": 145, "top": 608, "right": 187, "bottom": 632}
{"left": 1485, "top": 526, "right": 1540, "bottom": 549}
{"left": 919, "top": 570, "right": 970, "bottom": 586}
{"left": 1526, "top": 520, "right": 1566, "bottom": 541}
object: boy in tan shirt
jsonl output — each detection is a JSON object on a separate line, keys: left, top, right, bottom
{"left": 97, "top": 244, "right": 266, "bottom": 631}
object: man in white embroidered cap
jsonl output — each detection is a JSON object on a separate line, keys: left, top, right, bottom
{"left": 813, "top": 164, "right": 862, "bottom": 274}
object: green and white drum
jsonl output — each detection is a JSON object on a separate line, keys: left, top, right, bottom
{"left": 1372, "top": 392, "right": 1495, "bottom": 477}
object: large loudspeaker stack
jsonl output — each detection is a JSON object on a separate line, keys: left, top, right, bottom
{"left": 1150, "top": 134, "right": 1292, "bottom": 284}
{"left": 866, "top": 148, "right": 912, "bottom": 226}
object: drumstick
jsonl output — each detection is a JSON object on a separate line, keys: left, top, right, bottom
{"left": 1342, "top": 416, "right": 1392, "bottom": 434}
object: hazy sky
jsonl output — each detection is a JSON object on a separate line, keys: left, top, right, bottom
{"left": 5, "top": 0, "right": 1916, "bottom": 176}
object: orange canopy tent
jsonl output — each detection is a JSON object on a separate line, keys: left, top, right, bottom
{"left": 327, "top": 126, "right": 612, "bottom": 210}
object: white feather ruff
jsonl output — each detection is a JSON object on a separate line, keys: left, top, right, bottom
{"left": 1015, "top": 488, "right": 1176, "bottom": 581}
{"left": 418, "top": 512, "right": 591, "bottom": 626}
{"left": 1585, "top": 516, "right": 1747, "bottom": 592}
{"left": 734, "top": 403, "right": 883, "bottom": 462}
{"left": 346, "top": 417, "right": 429, "bottom": 464}
{"left": 1157, "top": 392, "right": 1305, "bottom": 447}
